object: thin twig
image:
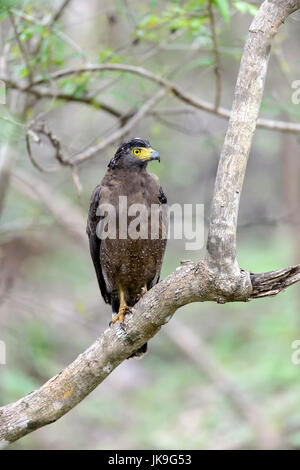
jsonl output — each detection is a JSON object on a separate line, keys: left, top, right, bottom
{"left": 8, "top": 10, "right": 33, "bottom": 83}
{"left": 50, "top": 0, "right": 72, "bottom": 25}
{"left": 33, "top": 0, "right": 73, "bottom": 55}
{"left": 25, "top": 89, "right": 167, "bottom": 170}
{"left": 208, "top": 1, "right": 222, "bottom": 110}
{"left": 71, "top": 88, "right": 168, "bottom": 165}
{"left": 13, "top": 63, "right": 300, "bottom": 134}
{"left": 26, "top": 123, "right": 64, "bottom": 172}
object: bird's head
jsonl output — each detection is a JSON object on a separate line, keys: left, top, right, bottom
{"left": 108, "top": 138, "right": 160, "bottom": 169}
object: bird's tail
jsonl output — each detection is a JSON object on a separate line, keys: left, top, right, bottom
{"left": 128, "top": 342, "right": 148, "bottom": 359}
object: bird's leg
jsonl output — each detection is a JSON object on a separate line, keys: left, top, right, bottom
{"left": 134, "top": 284, "right": 147, "bottom": 303}
{"left": 110, "top": 286, "right": 131, "bottom": 330}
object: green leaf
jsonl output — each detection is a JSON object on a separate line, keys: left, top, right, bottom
{"left": 213, "top": 0, "right": 230, "bottom": 23}
{"left": 234, "top": 1, "right": 258, "bottom": 16}
{"left": 19, "top": 66, "right": 28, "bottom": 77}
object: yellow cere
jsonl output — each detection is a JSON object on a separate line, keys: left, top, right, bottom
{"left": 132, "top": 147, "right": 152, "bottom": 160}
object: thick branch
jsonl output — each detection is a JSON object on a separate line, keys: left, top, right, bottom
{"left": 2, "top": 167, "right": 299, "bottom": 445}
{"left": 251, "top": 265, "right": 300, "bottom": 298}
{"left": 206, "top": 0, "right": 300, "bottom": 275}
{"left": 0, "top": 261, "right": 223, "bottom": 446}
{"left": 1, "top": 257, "right": 299, "bottom": 446}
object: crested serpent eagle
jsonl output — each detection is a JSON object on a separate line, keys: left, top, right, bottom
{"left": 87, "top": 138, "right": 168, "bottom": 357}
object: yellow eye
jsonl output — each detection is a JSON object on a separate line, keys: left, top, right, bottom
{"left": 133, "top": 148, "right": 141, "bottom": 156}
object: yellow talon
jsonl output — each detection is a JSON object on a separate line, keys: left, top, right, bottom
{"left": 110, "top": 286, "right": 131, "bottom": 328}
{"left": 111, "top": 306, "right": 131, "bottom": 325}
{"left": 135, "top": 285, "right": 147, "bottom": 302}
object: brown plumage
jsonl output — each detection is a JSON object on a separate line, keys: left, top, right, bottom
{"left": 87, "top": 138, "right": 167, "bottom": 357}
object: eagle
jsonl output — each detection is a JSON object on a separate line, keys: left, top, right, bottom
{"left": 87, "top": 138, "right": 167, "bottom": 357}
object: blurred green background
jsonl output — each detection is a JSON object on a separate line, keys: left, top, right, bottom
{"left": 0, "top": 0, "right": 300, "bottom": 450}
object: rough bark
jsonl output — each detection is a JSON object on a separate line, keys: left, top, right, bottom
{"left": 206, "top": 0, "right": 300, "bottom": 275}
{"left": 0, "top": 0, "right": 300, "bottom": 448}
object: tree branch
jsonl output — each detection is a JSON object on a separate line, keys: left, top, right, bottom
{"left": 1, "top": 256, "right": 299, "bottom": 446}
{"left": 206, "top": 0, "right": 300, "bottom": 275}
{"left": 71, "top": 88, "right": 168, "bottom": 165}
{"left": 2, "top": 66, "right": 300, "bottom": 135}
{"left": 50, "top": 0, "right": 72, "bottom": 25}
{"left": 208, "top": 0, "right": 222, "bottom": 111}
{"left": 26, "top": 88, "right": 168, "bottom": 170}
{"left": 32, "top": 0, "right": 73, "bottom": 55}
{"left": 8, "top": 10, "right": 33, "bottom": 83}
{"left": 251, "top": 265, "right": 300, "bottom": 298}
{"left": 12, "top": 63, "right": 300, "bottom": 135}
{"left": 20, "top": 85, "right": 122, "bottom": 118}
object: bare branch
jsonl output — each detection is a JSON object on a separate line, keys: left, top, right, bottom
{"left": 25, "top": 89, "right": 167, "bottom": 169}
{"left": 13, "top": 63, "right": 300, "bottom": 134}
{"left": 26, "top": 123, "right": 65, "bottom": 172}
{"left": 251, "top": 265, "right": 300, "bottom": 298}
{"left": 206, "top": 0, "right": 300, "bottom": 276}
{"left": 2, "top": 68, "right": 300, "bottom": 134}
{"left": 50, "top": 0, "right": 72, "bottom": 25}
{"left": 70, "top": 88, "right": 168, "bottom": 165}
{"left": 1, "top": 255, "right": 299, "bottom": 446}
{"left": 14, "top": 82, "right": 122, "bottom": 118}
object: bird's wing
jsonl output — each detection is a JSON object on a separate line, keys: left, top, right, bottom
{"left": 148, "top": 185, "right": 168, "bottom": 289}
{"left": 158, "top": 185, "right": 168, "bottom": 247}
{"left": 86, "top": 185, "right": 111, "bottom": 304}
{"left": 158, "top": 185, "right": 167, "bottom": 205}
